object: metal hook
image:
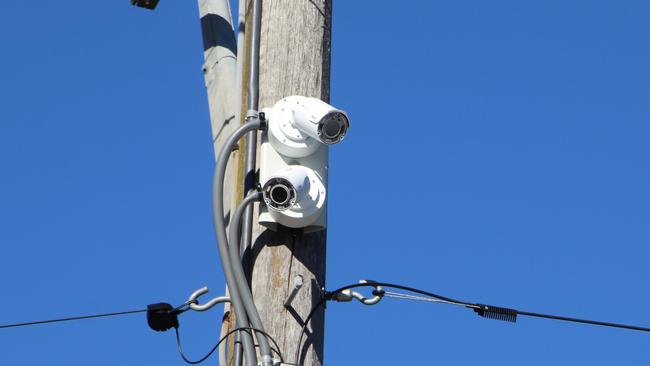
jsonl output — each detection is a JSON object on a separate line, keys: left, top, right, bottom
{"left": 331, "top": 280, "right": 385, "bottom": 306}
{"left": 355, "top": 280, "right": 384, "bottom": 305}
{"left": 187, "top": 286, "right": 231, "bottom": 312}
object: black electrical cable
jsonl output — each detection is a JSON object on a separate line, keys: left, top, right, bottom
{"left": 327, "top": 282, "right": 650, "bottom": 331}
{"left": 0, "top": 309, "right": 147, "bottom": 329}
{"left": 294, "top": 298, "right": 325, "bottom": 366}
{"left": 175, "top": 326, "right": 285, "bottom": 365}
{"left": 233, "top": 330, "right": 283, "bottom": 362}
{"left": 294, "top": 281, "right": 468, "bottom": 365}
{"left": 516, "top": 310, "right": 650, "bottom": 332}
{"left": 294, "top": 281, "right": 650, "bottom": 365}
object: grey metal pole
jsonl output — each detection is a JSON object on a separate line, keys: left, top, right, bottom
{"left": 197, "top": 1, "right": 249, "bottom": 364}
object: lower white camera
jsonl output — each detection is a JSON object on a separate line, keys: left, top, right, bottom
{"left": 261, "top": 165, "right": 326, "bottom": 229}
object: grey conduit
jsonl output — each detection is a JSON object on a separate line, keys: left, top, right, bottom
{"left": 231, "top": 0, "right": 272, "bottom": 364}
{"left": 239, "top": 0, "right": 272, "bottom": 363}
{"left": 213, "top": 120, "right": 261, "bottom": 366}
{"left": 228, "top": 193, "right": 273, "bottom": 365}
{"left": 227, "top": 191, "right": 276, "bottom": 363}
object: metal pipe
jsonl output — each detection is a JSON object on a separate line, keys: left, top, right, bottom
{"left": 241, "top": 0, "right": 263, "bottom": 264}
{"left": 240, "top": 112, "right": 258, "bottom": 262}
{"left": 238, "top": 1, "right": 268, "bottom": 364}
{"left": 234, "top": 0, "right": 246, "bottom": 128}
{"left": 233, "top": 0, "right": 247, "bottom": 363}
{"left": 248, "top": 0, "right": 262, "bottom": 111}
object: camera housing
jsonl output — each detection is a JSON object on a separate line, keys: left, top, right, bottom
{"left": 259, "top": 139, "right": 328, "bottom": 231}
{"left": 261, "top": 165, "right": 326, "bottom": 228}
{"left": 259, "top": 96, "right": 349, "bottom": 231}
{"left": 266, "top": 96, "right": 349, "bottom": 158}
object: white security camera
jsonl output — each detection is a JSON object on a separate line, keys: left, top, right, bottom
{"left": 261, "top": 165, "right": 326, "bottom": 229}
{"left": 266, "top": 96, "right": 350, "bottom": 158}
{"left": 259, "top": 95, "right": 348, "bottom": 232}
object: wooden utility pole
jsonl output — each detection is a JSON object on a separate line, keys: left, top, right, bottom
{"left": 245, "top": 1, "right": 333, "bottom": 366}
{"left": 200, "top": 1, "right": 332, "bottom": 365}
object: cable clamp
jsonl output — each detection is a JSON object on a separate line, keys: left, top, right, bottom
{"left": 330, "top": 280, "right": 384, "bottom": 306}
{"left": 257, "top": 355, "right": 275, "bottom": 366}
{"left": 245, "top": 109, "right": 267, "bottom": 130}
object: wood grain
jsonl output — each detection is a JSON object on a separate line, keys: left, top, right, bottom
{"left": 249, "top": 1, "right": 332, "bottom": 365}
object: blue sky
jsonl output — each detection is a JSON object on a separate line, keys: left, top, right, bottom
{"left": 1, "top": 1, "right": 649, "bottom": 365}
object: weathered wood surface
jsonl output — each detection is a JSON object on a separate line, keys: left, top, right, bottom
{"left": 249, "top": 1, "right": 332, "bottom": 365}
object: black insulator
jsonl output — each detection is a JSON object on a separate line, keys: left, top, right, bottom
{"left": 147, "top": 303, "right": 179, "bottom": 332}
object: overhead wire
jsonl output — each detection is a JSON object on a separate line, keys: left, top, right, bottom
{"left": 383, "top": 289, "right": 650, "bottom": 332}
{"left": 0, "top": 308, "right": 146, "bottom": 329}
{"left": 3, "top": 279, "right": 649, "bottom": 366}
{"left": 294, "top": 281, "right": 472, "bottom": 365}
{"left": 383, "top": 291, "right": 464, "bottom": 306}
{"left": 294, "top": 281, "right": 650, "bottom": 365}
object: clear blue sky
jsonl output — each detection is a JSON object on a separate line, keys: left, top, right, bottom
{"left": 1, "top": 1, "right": 649, "bottom": 365}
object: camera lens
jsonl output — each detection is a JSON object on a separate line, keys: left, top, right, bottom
{"left": 318, "top": 112, "right": 349, "bottom": 144}
{"left": 270, "top": 185, "right": 290, "bottom": 205}
{"left": 263, "top": 177, "right": 296, "bottom": 211}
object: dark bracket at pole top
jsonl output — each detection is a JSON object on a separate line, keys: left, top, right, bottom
{"left": 131, "top": 0, "right": 159, "bottom": 10}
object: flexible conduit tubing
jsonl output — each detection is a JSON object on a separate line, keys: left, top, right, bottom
{"left": 213, "top": 120, "right": 261, "bottom": 366}
{"left": 228, "top": 191, "right": 278, "bottom": 364}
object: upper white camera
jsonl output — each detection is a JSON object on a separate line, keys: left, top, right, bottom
{"left": 266, "top": 96, "right": 350, "bottom": 158}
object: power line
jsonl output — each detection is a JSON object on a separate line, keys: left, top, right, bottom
{"left": 4, "top": 281, "right": 648, "bottom": 366}
{"left": 383, "top": 289, "right": 650, "bottom": 332}
{"left": 516, "top": 309, "right": 650, "bottom": 332}
{"left": 295, "top": 281, "right": 650, "bottom": 365}
{"left": 0, "top": 309, "right": 146, "bottom": 329}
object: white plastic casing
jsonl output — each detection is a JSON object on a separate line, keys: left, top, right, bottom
{"left": 261, "top": 165, "right": 326, "bottom": 229}
{"left": 259, "top": 109, "right": 329, "bottom": 231}
{"left": 260, "top": 96, "right": 350, "bottom": 231}
{"left": 267, "top": 96, "right": 349, "bottom": 158}
{"left": 263, "top": 165, "right": 311, "bottom": 210}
